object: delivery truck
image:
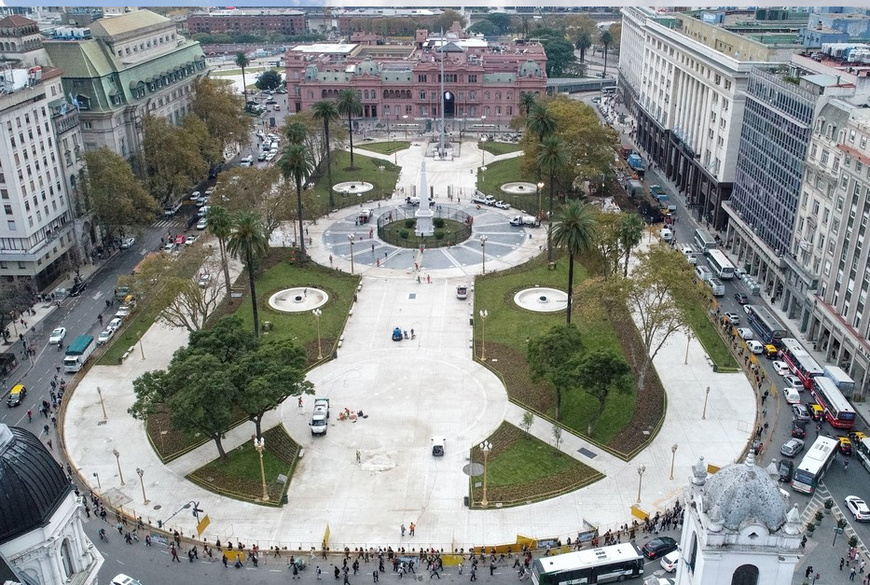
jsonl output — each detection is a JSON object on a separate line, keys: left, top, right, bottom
{"left": 63, "top": 335, "right": 95, "bottom": 373}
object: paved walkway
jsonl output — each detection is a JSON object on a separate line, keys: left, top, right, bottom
{"left": 62, "top": 138, "right": 756, "bottom": 552}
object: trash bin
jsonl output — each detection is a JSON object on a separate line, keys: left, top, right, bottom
{"left": 464, "top": 496, "right": 470, "bottom": 507}
{"left": 262, "top": 321, "right": 273, "bottom": 332}
{"left": 353, "top": 294, "right": 358, "bottom": 302}
{"left": 282, "top": 494, "right": 288, "bottom": 505}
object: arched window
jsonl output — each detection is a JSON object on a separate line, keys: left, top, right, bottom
{"left": 384, "top": 90, "right": 389, "bottom": 99}
{"left": 731, "top": 565, "right": 759, "bottom": 585}
{"left": 60, "top": 539, "right": 74, "bottom": 578}
{"left": 322, "top": 90, "right": 328, "bottom": 98}
{"left": 688, "top": 532, "right": 698, "bottom": 572}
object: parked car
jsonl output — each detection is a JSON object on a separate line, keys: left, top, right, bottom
{"left": 392, "top": 327, "right": 403, "bottom": 342}
{"left": 659, "top": 551, "right": 679, "bottom": 573}
{"left": 641, "top": 536, "right": 678, "bottom": 560}
{"left": 189, "top": 191, "right": 201, "bottom": 201}
{"left": 494, "top": 201, "right": 510, "bottom": 210}
{"left": 120, "top": 237, "right": 136, "bottom": 249}
{"left": 780, "top": 438, "right": 805, "bottom": 457}
{"left": 196, "top": 217, "right": 208, "bottom": 230}
{"left": 772, "top": 361, "right": 791, "bottom": 376}
{"left": 107, "top": 317, "right": 123, "bottom": 331}
{"left": 185, "top": 234, "right": 199, "bottom": 245}
{"left": 724, "top": 312, "right": 740, "bottom": 325}
{"left": 198, "top": 273, "right": 211, "bottom": 288}
{"left": 736, "top": 328, "right": 754, "bottom": 340}
{"left": 49, "top": 327, "right": 67, "bottom": 345}
{"left": 783, "top": 387, "right": 801, "bottom": 404}
{"left": 845, "top": 496, "right": 870, "bottom": 522}
{"left": 69, "top": 281, "right": 88, "bottom": 297}
{"left": 97, "top": 328, "right": 115, "bottom": 345}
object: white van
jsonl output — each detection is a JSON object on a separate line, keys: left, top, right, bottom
{"left": 708, "top": 278, "right": 725, "bottom": 297}
{"left": 681, "top": 245, "right": 697, "bottom": 265}
{"left": 660, "top": 227, "right": 674, "bottom": 242}
{"left": 240, "top": 155, "right": 254, "bottom": 167}
{"left": 695, "top": 265, "right": 713, "bottom": 283}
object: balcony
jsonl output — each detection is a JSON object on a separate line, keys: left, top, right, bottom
{"left": 51, "top": 105, "right": 80, "bottom": 135}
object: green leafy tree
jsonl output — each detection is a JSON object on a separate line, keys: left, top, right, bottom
{"left": 486, "top": 13, "right": 512, "bottom": 34}
{"left": 186, "top": 316, "right": 259, "bottom": 364}
{"left": 233, "top": 338, "right": 313, "bottom": 439}
{"left": 336, "top": 89, "right": 362, "bottom": 169}
{"left": 559, "top": 349, "right": 631, "bottom": 435}
{"left": 618, "top": 213, "right": 645, "bottom": 277}
{"left": 537, "top": 135, "right": 569, "bottom": 263}
{"left": 575, "top": 31, "right": 593, "bottom": 62}
{"left": 255, "top": 69, "right": 283, "bottom": 91}
{"left": 599, "top": 30, "right": 613, "bottom": 76}
{"left": 552, "top": 201, "right": 597, "bottom": 324}
{"left": 313, "top": 100, "right": 340, "bottom": 209}
{"left": 206, "top": 205, "right": 234, "bottom": 297}
{"left": 128, "top": 370, "right": 171, "bottom": 420}
{"left": 285, "top": 120, "right": 308, "bottom": 146}
{"left": 278, "top": 144, "right": 313, "bottom": 256}
{"left": 527, "top": 324, "right": 584, "bottom": 420}
{"left": 235, "top": 51, "right": 250, "bottom": 103}
{"left": 227, "top": 212, "right": 269, "bottom": 337}
{"left": 541, "top": 36, "right": 576, "bottom": 77}
{"left": 431, "top": 9, "right": 467, "bottom": 31}
{"left": 189, "top": 78, "right": 252, "bottom": 162}
{"left": 142, "top": 115, "right": 208, "bottom": 202}
{"left": 82, "top": 147, "right": 159, "bottom": 238}
{"left": 519, "top": 92, "right": 537, "bottom": 117}
{"left": 0, "top": 281, "right": 33, "bottom": 341}
{"left": 468, "top": 20, "right": 496, "bottom": 36}
{"left": 182, "top": 114, "right": 222, "bottom": 170}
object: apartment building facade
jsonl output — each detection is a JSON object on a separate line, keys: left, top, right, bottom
{"left": 186, "top": 9, "right": 305, "bottom": 36}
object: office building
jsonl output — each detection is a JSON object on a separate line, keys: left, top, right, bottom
{"left": 187, "top": 9, "right": 305, "bottom": 36}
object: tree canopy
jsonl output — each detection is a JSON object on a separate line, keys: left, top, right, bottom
{"left": 82, "top": 147, "right": 159, "bottom": 237}
{"left": 142, "top": 115, "right": 208, "bottom": 202}
{"left": 527, "top": 324, "right": 584, "bottom": 420}
{"left": 189, "top": 77, "right": 252, "bottom": 161}
{"left": 555, "top": 349, "right": 632, "bottom": 436}
{"left": 256, "top": 70, "right": 283, "bottom": 91}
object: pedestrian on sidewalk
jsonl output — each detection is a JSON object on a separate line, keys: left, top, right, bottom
{"left": 171, "top": 544, "right": 181, "bottom": 562}
{"left": 372, "top": 570, "right": 378, "bottom": 583}
{"left": 401, "top": 524, "right": 406, "bottom": 537}
{"left": 841, "top": 559, "right": 846, "bottom": 571}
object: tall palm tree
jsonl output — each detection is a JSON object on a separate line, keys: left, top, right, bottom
{"left": 519, "top": 92, "right": 537, "bottom": 117}
{"left": 537, "top": 136, "right": 569, "bottom": 264}
{"left": 336, "top": 89, "right": 362, "bottom": 169}
{"left": 575, "top": 31, "right": 592, "bottom": 63}
{"left": 226, "top": 212, "right": 269, "bottom": 337}
{"left": 599, "top": 30, "right": 613, "bottom": 76}
{"left": 552, "top": 202, "right": 597, "bottom": 324}
{"left": 285, "top": 120, "right": 307, "bottom": 146}
{"left": 277, "top": 144, "right": 313, "bottom": 256}
{"left": 206, "top": 205, "right": 233, "bottom": 296}
{"left": 313, "top": 100, "right": 339, "bottom": 209}
{"left": 527, "top": 102, "right": 557, "bottom": 143}
{"left": 618, "top": 213, "right": 644, "bottom": 277}
{"left": 235, "top": 51, "right": 250, "bottom": 104}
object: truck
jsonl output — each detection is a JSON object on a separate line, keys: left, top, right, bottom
{"left": 310, "top": 398, "right": 330, "bottom": 436}
{"left": 63, "top": 335, "right": 95, "bottom": 373}
{"left": 510, "top": 215, "right": 539, "bottom": 227}
{"left": 627, "top": 153, "right": 646, "bottom": 175}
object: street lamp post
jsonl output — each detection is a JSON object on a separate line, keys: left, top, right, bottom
{"left": 348, "top": 234, "right": 355, "bottom": 274}
{"left": 253, "top": 435, "right": 269, "bottom": 501}
{"left": 92, "top": 472, "right": 101, "bottom": 490}
{"left": 536, "top": 182, "right": 544, "bottom": 218}
{"left": 479, "top": 309, "right": 488, "bottom": 361}
{"left": 480, "top": 236, "right": 488, "bottom": 275}
{"left": 112, "top": 448, "right": 125, "bottom": 485}
{"left": 636, "top": 465, "right": 646, "bottom": 503}
{"left": 136, "top": 467, "right": 149, "bottom": 504}
{"left": 702, "top": 386, "right": 711, "bottom": 420}
{"left": 402, "top": 115, "right": 408, "bottom": 141}
{"left": 669, "top": 444, "right": 678, "bottom": 480}
{"left": 96, "top": 386, "right": 107, "bottom": 420}
{"left": 479, "top": 440, "right": 492, "bottom": 507}
{"left": 137, "top": 331, "right": 145, "bottom": 360}
{"left": 312, "top": 308, "right": 323, "bottom": 360}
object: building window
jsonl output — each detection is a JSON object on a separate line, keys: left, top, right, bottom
{"left": 468, "top": 74, "right": 477, "bottom": 82}
{"left": 731, "top": 565, "right": 759, "bottom": 585}
{"left": 3, "top": 205, "right": 11, "bottom": 215}
{"left": 417, "top": 74, "right": 427, "bottom": 83}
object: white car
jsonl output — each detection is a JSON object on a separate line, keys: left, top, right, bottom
{"left": 198, "top": 273, "right": 211, "bottom": 288}
{"left": 783, "top": 375, "right": 803, "bottom": 390}
{"left": 111, "top": 574, "right": 143, "bottom": 585}
{"left": 163, "top": 242, "right": 175, "bottom": 252}
{"left": 495, "top": 201, "right": 510, "bottom": 210}
{"left": 196, "top": 217, "right": 208, "bottom": 230}
{"left": 107, "top": 317, "right": 123, "bottom": 331}
{"left": 736, "top": 328, "right": 754, "bottom": 340}
{"left": 265, "top": 152, "right": 276, "bottom": 162}
{"left": 48, "top": 327, "right": 67, "bottom": 345}
{"left": 743, "top": 304, "right": 754, "bottom": 315}
{"left": 772, "top": 360, "right": 791, "bottom": 376}
{"left": 780, "top": 438, "right": 805, "bottom": 457}
{"left": 724, "top": 312, "right": 740, "bottom": 325}
{"left": 660, "top": 550, "right": 679, "bottom": 573}
{"left": 189, "top": 191, "right": 201, "bottom": 201}
{"left": 845, "top": 496, "right": 870, "bottom": 522}
{"left": 746, "top": 340, "right": 763, "bottom": 354}
{"left": 783, "top": 387, "right": 801, "bottom": 405}
{"left": 97, "top": 328, "right": 115, "bottom": 345}
{"left": 115, "top": 305, "right": 132, "bottom": 318}
{"left": 120, "top": 237, "right": 136, "bottom": 249}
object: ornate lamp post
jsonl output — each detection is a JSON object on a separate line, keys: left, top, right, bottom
{"left": 479, "top": 440, "right": 492, "bottom": 507}
{"left": 536, "top": 182, "right": 545, "bottom": 218}
{"left": 479, "top": 309, "right": 488, "bottom": 361}
{"left": 348, "top": 234, "right": 355, "bottom": 275}
{"left": 480, "top": 236, "right": 488, "bottom": 275}
{"left": 136, "top": 467, "right": 149, "bottom": 504}
{"left": 96, "top": 386, "right": 107, "bottom": 420}
{"left": 636, "top": 465, "right": 646, "bottom": 503}
{"left": 253, "top": 435, "right": 269, "bottom": 501}
{"left": 312, "top": 308, "right": 323, "bottom": 360}
{"left": 112, "top": 448, "right": 125, "bottom": 485}
{"left": 670, "top": 444, "right": 679, "bottom": 480}
{"left": 92, "top": 472, "right": 101, "bottom": 490}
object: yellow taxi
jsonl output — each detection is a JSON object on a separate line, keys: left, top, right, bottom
{"left": 809, "top": 404, "right": 825, "bottom": 421}
{"left": 6, "top": 384, "right": 26, "bottom": 407}
{"left": 838, "top": 436, "right": 853, "bottom": 456}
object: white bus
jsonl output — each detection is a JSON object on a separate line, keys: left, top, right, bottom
{"left": 857, "top": 437, "right": 870, "bottom": 474}
{"left": 792, "top": 436, "right": 839, "bottom": 494}
{"left": 531, "top": 543, "right": 645, "bottom": 585}
{"left": 693, "top": 228, "right": 717, "bottom": 254}
{"left": 706, "top": 249, "right": 735, "bottom": 280}
{"left": 823, "top": 365, "right": 856, "bottom": 395}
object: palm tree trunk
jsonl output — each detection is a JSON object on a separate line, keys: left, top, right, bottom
{"left": 246, "top": 250, "right": 259, "bottom": 337}
{"left": 566, "top": 252, "right": 574, "bottom": 324}
{"left": 218, "top": 238, "right": 231, "bottom": 296}
{"left": 296, "top": 176, "right": 306, "bottom": 256}
{"left": 547, "top": 171, "right": 555, "bottom": 263}
{"left": 325, "top": 122, "right": 334, "bottom": 209}
{"left": 347, "top": 112, "right": 355, "bottom": 168}
{"left": 603, "top": 48, "right": 608, "bottom": 76}
{"left": 241, "top": 68, "right": 247, "bottom": 104}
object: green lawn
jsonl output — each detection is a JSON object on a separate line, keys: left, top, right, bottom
{"left": 469, "top": 422, "right": 601, "bottom": 507}
{"left": 686, "top": 302, "right": 738, "bottom": 371}
{"left": 357, "top": 140, "right": 410, "bottom": 155}
{"left": 305, "top": 150, "right": 400, "bottom": 217}
{"left": 481, "top": 141, "right": 523, "bottom": 156}
{"left": 477, "top": 156, "right": 542, "bottom": 215}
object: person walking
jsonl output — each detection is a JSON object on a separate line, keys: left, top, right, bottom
{"left": 842, "top": 559, "right": 846, "bottom": 571}
{"left": 401, "top": 524, "right": 406, "bottom": 537}
{"left": 470, "top": 567, "right": 477, "bottom": 582}
{"left": 171, "top": 544, "right": 181, "bottom": 562}
{"left": 316, "top": 566, "right": 322, "bottom": 580}
{"left": 372, "top": 570, "right": 379, "bottom": 583}
{"left": 409, "top": 522, "right": 416, "bottom": 537}
{"left": 293, "top": 563, "right": 300, "bottom": 579}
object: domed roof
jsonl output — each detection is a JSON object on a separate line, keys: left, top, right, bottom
{"left": 701, "top": 453, "right": 787, "bottom": 532}
{"left": 0, "top": 425, "right": 71, "bottom": 544}
{"left": 355, "top": 58, "right": 379, "bottom": 76}
{"left": 519, "top": 60, "right": 543, "bottom": 78}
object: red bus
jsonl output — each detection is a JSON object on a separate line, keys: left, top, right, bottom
{"left": 812, "top": 376, "right": 856, "bottom": 429}
{"left": 779, "top": 338, "right": 823, "bottom": 390}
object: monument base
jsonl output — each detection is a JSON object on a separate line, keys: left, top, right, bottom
{"left": 415, "top": 207, "right": 434, "bottom": 237}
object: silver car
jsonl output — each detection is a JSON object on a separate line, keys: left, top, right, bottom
{"left": 780, "top": 438, "right": 805, "bottom": 457}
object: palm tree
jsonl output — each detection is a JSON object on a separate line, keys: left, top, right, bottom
{"left": 206, "top": 205, "right": 233, "bottom": 296}
{"left": 226, "top": 212, "right": 269, "bottom": 337}
{"left": 519, "top": 92, "right": 537, "bottom": 117}
{"left": 336, "top": 89, "right": 362, "bottom": 169}
{"left": 552, "top": 201, "right": 597, "bottom": 324}
{"left": 575, "top": 31, "right": 593, "bottom": 63}
{"left": 527, "top": 102, "right": 557, "bottom": 143}
{"left": 313, "top": 100, "right": 339, "bottom": 209}
{"left": 537, "top": 136, "right": 569, "bottom": 264}
{"left": 235, "top": 51, "right": 250, "bottom": 104}
{"left": 277, "top": 144, "right": 312, "bottom": 257}
{"left": 618, "top": 213, "right": 644, "bottom": 277}
{"left": 285, "top": 120, "right": 307, "bottom": 146}
{"left": 599, "top": 30, "right": 613, "bottom": 76}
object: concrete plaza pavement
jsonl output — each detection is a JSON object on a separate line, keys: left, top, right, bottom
{"left": 63, "top": 138, "right": 758, "bottom": 552}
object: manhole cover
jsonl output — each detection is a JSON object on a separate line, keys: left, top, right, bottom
{"left": 463, "top": 462, "right": 484, "bottom": 477}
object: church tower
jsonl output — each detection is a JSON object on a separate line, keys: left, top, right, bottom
{"left": 674, "top": 453, "right": 803, "bottom": 585}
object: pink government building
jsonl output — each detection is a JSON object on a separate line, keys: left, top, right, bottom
{"left": 284, "top": 30, "right": 548, "bottom": 134}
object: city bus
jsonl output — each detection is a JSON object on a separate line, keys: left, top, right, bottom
{"left": 792, "top": 436, "right": 839, "bottom": 494}
{"left": 693, "top": 228, "right": 717, "bottom": 254}
{"left": 531, "top": 543, "right": 645, "bottom": 585}
{"left": 812, "top": 376, "right": 857, "bottom": 429}
{"left": 779, "top": 338, "right": 824, "bottom": 389}
{"left": 823, "top": 365, "right": 856, "bottom": 395}
{"left": 706, "top": 249, "right": 736, "bottom": 280}
{"left": 857, "top": 437, "right": 870, "bottom": 474}
{"left": 745, "top": 305, "right": 787, "bottom": 347}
